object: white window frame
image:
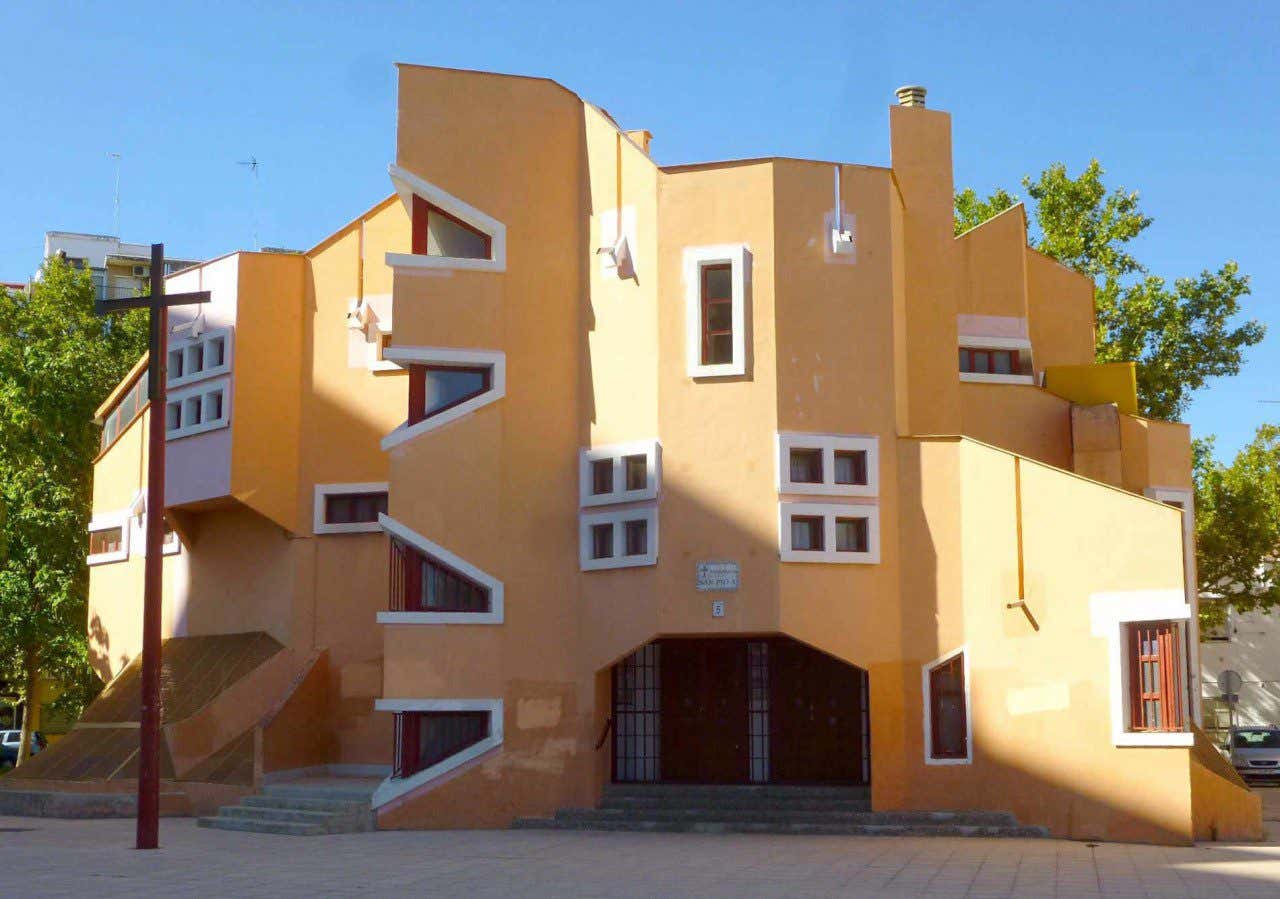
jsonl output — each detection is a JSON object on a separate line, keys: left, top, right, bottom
{"left": 957, "top": 335, "right": 1034, "bottom": 385}
{"left": 1089, "top": 589, "right": 1195, "bottom": 747}
{"left": 166, "top": 327, "right": 232, "bottom": 389}
{"left": 367, "top": 321, "right": 401, "bottom": 373}
{"left": 376, "top": 513, "right": 503, "bottom": 625}
{"left": 921, "top": 646, "right": 973, "bottom": 766}
{"left": 87, "top": 512, "right": 130, "bottom": 565}
{"left": 777, "top": 433, "right": 878, "bottom": 497}
{"left": 314, "top": 482, "right": 390, "bottom": 535}
{"left": 778, "top": 501, "right": 880, "bottom": 564}
{"left": 385, "top": 164, "right": 507, "bottom": 274}
{"left": 165, "top": 381, "right": 230, "bottom": 441}
{"left": 579, "top": 440, "right": 661, "bottom": 507}
{"left": 684, "top": 243, "right": 749, "bottom": 378}
{"left": 370, "top": 698, "right": 503, "bottom": 810}
{"left": 580, "top": 505, "right": 659, "bottom": 571}
{"left": 379, "top": 347, "right": 506, "bottom": 451}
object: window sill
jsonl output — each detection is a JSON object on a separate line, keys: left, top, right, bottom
{"left": 689, "top": 362, "right": 746, "bottom": 379}
{"left": 168, "top": 362, "right": 231, "bottom": 391}
{"left": 316, "top": 521, "right": 384, "bottom": 535}
{"left": 87, "top": 551, "right": 129, "bottom": 566}
{"left": 959, "top": 373, "right": 1035, "bottom": 386}
{"left": 1114, "top": 731, "right": 1195, "bottom": 748}
{"left": 924, "top": 755, "right": 972, "bottom": 767}
{"left": 166, "top": 417, "right": 229, "bottom": 441}
{"left": 581, "top": 554, "right": 658, "bottom": 572}
{"left": 385, "top": 251, "right": 505, "bottom": 275}
{"left": 376, "top": 610, "right": 503, "bottom": 625}
{"left": 780, "top": 551, "right": 878, "bottom": 565}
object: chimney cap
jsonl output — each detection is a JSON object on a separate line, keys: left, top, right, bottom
{"left": 895, "top": 85, "right": 927, "bottom": 107}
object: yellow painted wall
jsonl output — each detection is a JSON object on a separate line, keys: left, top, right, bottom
{"left": 1026, "top": 247, "right": 1096, "bottom": 370}
{"left": 1044, "top": 361, "right": 1139, "bottom": 415}
{"left": 956, "top": 204, "right": 1029, "bottom": 321}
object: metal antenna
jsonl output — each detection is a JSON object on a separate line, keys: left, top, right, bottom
{"left": 108, "top": 152, "right": 122, "bottom": 237}
{"left": 237, "top": 156, "right": 261, "bottom": 251}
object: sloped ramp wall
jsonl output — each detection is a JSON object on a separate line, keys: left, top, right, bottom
{"left": 1190, "top": 726, "right": 1264, "bottom": 841}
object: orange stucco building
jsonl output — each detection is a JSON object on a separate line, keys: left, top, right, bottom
{"left": 61, "top": 66, "right": 1259, "bottom": 844}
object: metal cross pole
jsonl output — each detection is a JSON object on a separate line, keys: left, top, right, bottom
{"left": 94, "top": 243, "right": 208, "bottom": 849}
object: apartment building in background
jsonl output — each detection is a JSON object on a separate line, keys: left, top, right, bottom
{"left": 4, "top": 66, "right": 1260, "bottom": 845}
{"left": 38, "top": 231, "right": 199, "bottom": 301}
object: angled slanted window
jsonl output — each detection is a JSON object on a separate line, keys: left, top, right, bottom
{"left": 380, "top": 348, "right": 506, "bottom": 451}
{"left": 377, "top": 514, "right": 504, "bottom": 624}
{"left": 394, "top": 710, "right": 491, "bottom": 779}
{"left": 412, "top": 196, "right": 492, "bottom": 260}
{"left": 386, "top": 164, "right": 507, "bottom": 273}
{"left": 409, "top": 365, "right": 493, "bottom": 426}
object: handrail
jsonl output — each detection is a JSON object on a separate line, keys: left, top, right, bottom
{"left": 594, "top": 716, "right": 613, "bottom": 751}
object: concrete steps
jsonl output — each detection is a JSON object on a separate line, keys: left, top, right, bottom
{"left": 198, "top": 779, "right": 378, "bottom": 836}
{"left": 512, "top": 785, "right": 1047, "bottom": 838}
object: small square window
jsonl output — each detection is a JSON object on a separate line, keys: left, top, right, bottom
{"left": 206, "top": 336, "right": 225, "bottom": 368}
{"left": 591, "top": 459, "right": 614, "bottom": 496}
{"left": 790, "top": 516, "right": 824, "bottom": 552}
{"left": 836, "top": 517, "right": 869, "bottom": 553}
{"left": 168, "top": 348, "right": 184, "bottom": 380}
{"left": 591, "top": 523, "right": 614, "bottom": 560}
{"left": 789, "top": 449, "right": 823, "bottom": 484}
{"left": 624, "top": 455, "right": 647, "bottom": 492}
{"left": 184, "top": 344, "right": 203, "bottom": 376}
{"left": 203, "top": 390, "right": 223, "bottom": 423}
{"left": 166, "top": 402, "right": 181, "bottom": 432}
{"left": 834, "top": 451, "right": 868, "bottom": 486}
{"left": 624, "top": 519, "right": 648, "bottom": 556}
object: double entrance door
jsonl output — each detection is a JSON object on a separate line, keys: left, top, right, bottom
{"left": 612, "top": 637, "right": 867, "bottom": 785}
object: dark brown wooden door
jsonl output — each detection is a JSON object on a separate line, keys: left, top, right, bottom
{"left": 659, "top": 640, "right": 750, "bottom": 783}
{"left": 769, "top": 638, "right": 864, "bottom": 783}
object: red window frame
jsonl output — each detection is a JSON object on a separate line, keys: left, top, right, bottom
{"left": 324, "top": 491, "right": 389, "bottom": 525}
{"left": 789, "top": 515, "right": 824, "bottom": 552}
{"left": 1128, "top": 620, "right": 1185, "bottom": 732}
{"left": 834, "top": 450, "right": 868, "bottom": 486}
{"left": 411, "top": 195, "right": 493, "bottom": 259}
{"left": 389, "top": 538, "right": 490, "bottom": 614}
{"left": 789, "top": 448, "right": 824, "bottom": 484}
{"left": 959, "top": 347, "right": 1022, "bottom": 376}
{"left": 700, "top": 263, "right": 733, "bottom": 366}
{"left": 393, "top": 710, "right": 490, "bottom": 779}
{"left": 928, "top": 653, "right": 968, "bottom": 759}
{"left": 835, "top": 517, "right": 869, "bottom": 553}
{"left": 623, "top": 519, "right": 648, "bottom": 557}
{"left": 407, "top": 364, "right": 492, "bottom": 426}
{"left": 89, "top": 527, "right": 124, "bottom": 556}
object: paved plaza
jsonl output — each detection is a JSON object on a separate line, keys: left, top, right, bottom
{"left": 4, "top": 800, "right": 1280, "bottom": 899}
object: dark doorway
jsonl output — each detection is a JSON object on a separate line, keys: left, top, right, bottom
{"left": 612, "top": 637, "right": 868, "bottom": 785}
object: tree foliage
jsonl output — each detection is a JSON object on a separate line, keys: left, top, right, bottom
{"left": 1194, "top": 427, "right": 1280, "bottom": 628}
{"left": 954, "top": 160, "right": 1264, "bottom": 421}
{"left": 0, "top": 259, "right": 147, "bottom": 757}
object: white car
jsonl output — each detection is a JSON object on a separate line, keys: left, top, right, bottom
{"left": 1230, "top": 727, "right": 1280, "bottom": 781}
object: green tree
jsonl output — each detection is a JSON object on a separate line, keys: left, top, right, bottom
{"left": 0, "top": 261, "right": 147, "bottom": 765}
{"left": 1194, "top": 427, "right": 1280, "bottom": 628}
{"left": 954, "top": 161, "right": 1264, "bottom": 420}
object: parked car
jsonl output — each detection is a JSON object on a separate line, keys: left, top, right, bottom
{"left": 0, "top": 730, "right": 46, "bottom": 767}
{"left": 1230, "top": 727, "right": 1280, "bottom": 781}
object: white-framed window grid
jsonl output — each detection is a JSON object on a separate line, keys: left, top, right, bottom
{"left": 777, "top": 433, "right": 878, "bottom": 497}
{"left": 778, "top": 501, "right": 880, "bottom": 564}
{"left": 167, "top": 326, "right": 232, "bottom": 389}
{"left": 87, "top": 512, "right": 130, "bottom": 565}
{"left": 165, "top": 381, "right": 230, "bottom": 441}
{"left": 684, "top": 243, "right": 749, "bottom": 378}
{"left": 314, "top": 482, "right": 391, "bottom": 535}
{"left": 579, "top": 440, "right": 661, "bottom": 507}
{"left": 957, "top": 334, "right": 1034, "bottom": 386}
{"left": 580, "top": 506, "right": 659, "bottom": 571}
{"left": 921, "top": 646, "right": 973, "bottom": 766}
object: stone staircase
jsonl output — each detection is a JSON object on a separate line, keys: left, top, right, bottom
{"left": 513, "top": 784, "right": 1047, "bottom": 838}
{"left": 198, "top": 777, "right": 378, "bottom": 836}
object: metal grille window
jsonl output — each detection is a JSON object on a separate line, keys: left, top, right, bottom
{"left": 613, "top": 644, "right": 660, "bottom": 782}
{"left": 389, "top": 538, "right": 490, "bottom": 613}
{"left": 1127, "top": 620, "right": 1185, "bottom": 732}
{"left": 928, "top": 653, "right": 968, "bottom": 760}
{"left": 748, "top": 641, "right": 771, "bottom": 784}
{"left": 393, "top": 710, "right": 490, "bottom": 779}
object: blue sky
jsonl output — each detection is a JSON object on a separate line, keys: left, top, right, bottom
{"left": 2, "top": 1, "right": 1275, "bottom": 459}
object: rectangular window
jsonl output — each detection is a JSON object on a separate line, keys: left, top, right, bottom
{"left": 412, "top": 195, "right": 492, "bottom": 260}
{"left": 958, "top": 346, "right": 1028, "bottom": 377}
{"left": 324, "top": 491, "right": 388, "bottom": 525}
{"left": 162, "top": 520, "right": 181, "bottom": 554}
{"left": 389, "top": 538, "right": 492, "bottom": 614}
{"left": 624, "top": 519, "right": 648, "bottom": 557}
{"left": 394, "top": 710, "right": 490, "bottom": 780}
{"left": 789, "top": 448, "right": 823, "bottom": 484}
{"left": 927, "top": 652, "right": 969, "bottom": 762}
{"left": 835, "top": 517, "right": 869, "bottom": 553}
{"left": 88, "top": 517, "right": 129, "bottom": 565}
{"left": 408, "top": 365, "right": 492, "bottom": 426}
{"left": 700, "top": 263, "right": 733, "bottom": 366}
{"left": 591, "top": 524, "right": 614, "bottom": 560}
{"left": 834, "top": 450, "right": 868, "bottom": 487}
{"left": 789, "top": 516, "right": 824, "bottom": 552}
{"left": 100, "top": 369, "right": 150, "bottom": 454}
{"left": 1127, "top": 620, "right": 1185, "bottom": 733}
{"left": 624, "top": 455, "right": 648, "bottom": 492}
{"left": 89, "top": 527, "right": 123, "bottom": 556}
{"left": 579, "top": 440, "right": 661, "bottom": 507}
{"left": 591, "top": 459, "right": 614, "bottom": 496}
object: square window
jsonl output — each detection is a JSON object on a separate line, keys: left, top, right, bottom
{"left": 184, "top": 343, "right": 203, "bottom": 376}
{"left": 591, "top": 459, "right": 614, "bottom": 496}
{"left": 624, "top": 519, "right": 648, "bottom": 556}
{"left": 789, "top": 449, "right": 823, "bottom": 484}
{"left": 591, "top": 523, "right": 614, "bottom": 560}
{"left": 206, "top": 336, "right": 225, "bottom": 368}
{"left": 624, "top": 455, "right": 647, "bottom": 492}
{"left": 182, "top": 396, "right": 201, "bottom": 427}
{"left": 836, "top": 517, "right": 869, "bottom": 553}
{"left": 203, "top": 390, "right": 223, "bottom": 423}
{"left": 790, "top": 516, "right": 824, "bottom": 552}
{"left": 834, "top": 450, "right": 868, "bottom": 486}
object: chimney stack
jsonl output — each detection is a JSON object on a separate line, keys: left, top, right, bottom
{"left": 895, "top": 85, "right": 927, "bottom": 108}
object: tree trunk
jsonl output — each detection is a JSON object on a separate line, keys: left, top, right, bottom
{"left": 15, "top": 647, "right": 37, "bottom": 767}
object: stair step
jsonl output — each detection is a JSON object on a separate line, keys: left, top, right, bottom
{"left": 602, "top": 796, "right": 872, "bottom": 813}
{"left": 243, "top": 794, "right": 371, "bottom": 814}
{"left": 198, "top": 815, "right": 327, "bottom": 836}
{"left": 219, "top": 805, "right": 350, "bottom": 825}
{"left": 559, "top": 807, "right": 1018, "bottom": 827}
{"left": 262, "top": 783, "right": 377, "bottom": 802}
{"left": 513, "top": 817, "right": 1047, "bottom": 838}
{"left": 604, "top": 784, "right": 869, "bottom": 801}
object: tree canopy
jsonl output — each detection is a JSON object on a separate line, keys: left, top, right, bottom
{"left": 0, "top": 259, "right": 147, "bottom": 756}
{"left": 954, "top": 160, "right": 1264, "bottom": 421}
